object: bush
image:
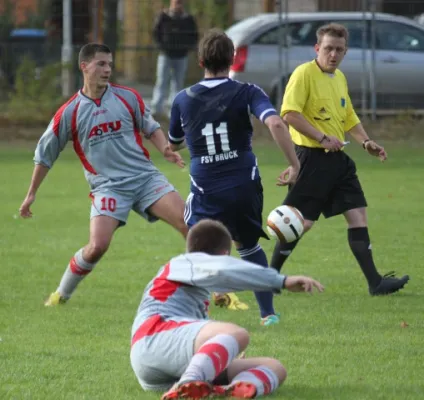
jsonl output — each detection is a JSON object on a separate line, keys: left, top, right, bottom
{"left": 5, "top": 57, "right": 65, "bottom": 125}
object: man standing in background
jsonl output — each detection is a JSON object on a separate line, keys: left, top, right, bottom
{"left": 151, "top": 0, "right": 198, "bottom": 118}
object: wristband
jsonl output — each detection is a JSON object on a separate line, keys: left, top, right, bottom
{"left": 362, "top": 139, "right": 371, "bottom": 149}
{"left": 319, "top": 134, "right": 327, "bottom": 144}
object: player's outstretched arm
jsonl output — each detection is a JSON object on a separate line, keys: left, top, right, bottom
{"left": 169, "top": 254, "right": 324, "bottom": 295}
{"left": 284, "top": 276, "right": 324, "bottom": 293}
{"left": 20, "top": 111, "right": 71, "bottom": 218}
{"left": 149, "top": 128, "right": 185, "bottom": 168}
{"left": 19, "top": 164, "right": 49, "bottom": 218}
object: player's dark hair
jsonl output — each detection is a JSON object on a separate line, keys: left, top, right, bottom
{"left": 198, "top": 29, "right": 234, "bottom": 74}
{"left": 187, "top": 219, "right": 232, "bottom": 255}
{"left": 316, "top": 23, "right": 349, "bottom": 45}
{"left": 78, "top": 43, "right": 112, "bottom": 66}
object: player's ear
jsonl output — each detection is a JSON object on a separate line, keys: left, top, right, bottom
{"left": 199, "top": 59, "right": 204, "bottom": 68}
{"left": 314, "top": 43, "right": 320, "bottom": 53}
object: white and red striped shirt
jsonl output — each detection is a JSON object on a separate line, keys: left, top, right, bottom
{"left": 131, "top": 252, "right": 286, "bottom": 346}
{"left": 34, "top": 83, "right": 160, "bottom": 190}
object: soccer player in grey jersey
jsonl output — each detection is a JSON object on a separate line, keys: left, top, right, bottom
{"left": 130, "top": 219, "right": 324, "bottom": 399}
{"left": 19, "top": 43, "right": 188, "bottom": 306}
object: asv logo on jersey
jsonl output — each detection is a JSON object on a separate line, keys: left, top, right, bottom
{"left": 88, "top": 121, "right": 122, "bottom": 139}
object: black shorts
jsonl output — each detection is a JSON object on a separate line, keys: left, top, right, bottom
{"left": 185, "top": 179, "right": 268, "bottom": 248}
{"left": 284, "top": 145, "right": 367, "bottom": 221}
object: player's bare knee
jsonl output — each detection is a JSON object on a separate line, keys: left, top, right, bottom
{"left": 229, "top": 326, "right": 250, "bottom": 350}
{"left": 85, "top": 241, "right": 110, "bottom": 262}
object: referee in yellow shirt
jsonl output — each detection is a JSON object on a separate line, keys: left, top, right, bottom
{"left": 271, "top": 23, "right": 409, "bottom": 295}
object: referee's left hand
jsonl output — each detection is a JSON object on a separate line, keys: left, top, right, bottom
{"left": 365, "top": 140, "right": 387, "bottom": 162}
{"left": 277, "top": 165, "right": 299, "bottom": 186}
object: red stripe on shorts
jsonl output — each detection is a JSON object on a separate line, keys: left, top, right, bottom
{"left": 131, "top": 314, "right": 194, "bottom": 347}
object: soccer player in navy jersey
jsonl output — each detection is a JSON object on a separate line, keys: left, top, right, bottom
{"left": 19, "top": 43, "right": 188, "bottom": 306}
{"left": 168, "top": 29, "right": 300, "bottom": 326}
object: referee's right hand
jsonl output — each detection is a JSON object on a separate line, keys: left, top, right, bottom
{"left": 321, "top": 135, "right": 344, "bottom": 152}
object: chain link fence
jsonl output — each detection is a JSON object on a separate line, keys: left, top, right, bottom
{"left": 1, "top": 0, "right": 424, "bottom": 123}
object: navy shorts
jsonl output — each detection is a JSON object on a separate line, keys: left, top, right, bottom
{"left": 184, "top": 179, "right": 268, "bottom": 247}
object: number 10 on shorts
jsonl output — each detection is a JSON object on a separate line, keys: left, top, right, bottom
{"left": 100, "top": 197, "right": 116, "bottom": 212}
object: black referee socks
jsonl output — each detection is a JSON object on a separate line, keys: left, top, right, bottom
{"left": 348, "top": 227, "right": 382, "bottom": 288}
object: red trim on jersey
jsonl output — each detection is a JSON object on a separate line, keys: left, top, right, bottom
{"left": 111, "top": 83, "right": 145, "bottom": 115}
{"left": 131, "top": 314, "right": 195, "bottom": 346}
{"left": 70, "top": 257, "right": 91, "bottom": 276}
{"left": 149, "top": 263, "right": 181, "bottom": 302}
{"left": 71, "top": 101, "right": 97, "bottom": 175}
{"left": 113, "top": 92, "right": 150, "bottom": 159}
{"left": 250, "top": 369, "right": 272, "bottom": 394}
{"left": 198, "top": 343, "right": 229, "bottom": 374}
{"left": 52, "top": 93, "right": 79, "bottom": 137}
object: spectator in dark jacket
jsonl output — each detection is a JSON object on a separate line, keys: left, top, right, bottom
{"left": 151, "top": 0, "right": 198, "bottom": 117}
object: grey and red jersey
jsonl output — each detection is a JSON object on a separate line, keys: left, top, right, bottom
{"left": 131, "top": 252, "right": 286, "bottom": 338}
{"left": 34, "top": 83, "right": 161, "bottom": 191}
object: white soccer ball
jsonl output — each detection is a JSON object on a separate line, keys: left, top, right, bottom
{"left": 266, "top": 205, "right": 304, "bottom": 243}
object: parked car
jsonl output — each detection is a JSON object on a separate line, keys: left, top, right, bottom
{"left": 226, "top": 12, "right": 424, "bottom": 109}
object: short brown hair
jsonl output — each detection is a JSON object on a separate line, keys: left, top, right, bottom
{"left": 316, "top": 23, "right": 349, "bottom": 45}
{"left": 186, "top": 219, "right": 232, "bottom": 255}
{"left": 78, "top": 43, "right": 111, "bottom": 65}
{"left": 198, "top": 29, "right": 234, "bottom": 74}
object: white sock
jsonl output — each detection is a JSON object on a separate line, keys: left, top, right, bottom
{"left": 231, "top": 366, "right": 279, "bottom": 397}
{"left": 57, "top": 248, "right": 96, "bottom": 299}
{"left": 179, "top": 334, "right": 239, "bottom": 383}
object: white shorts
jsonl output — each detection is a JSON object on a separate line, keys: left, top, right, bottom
{"left": 130, "top": 316, "right": 210, "bottom": 392}
{"left": 89, "top": 172, "right": 174, "bottom": 226}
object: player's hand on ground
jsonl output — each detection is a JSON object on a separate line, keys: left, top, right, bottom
{"left": 284, "top": 275, "right": 324, "bottom": 293}
{"left": 19, "top": 194, "right": 35, "bottom": 218}
{"left": 277, "top": 165, "right": 299, "bottom": 186}
{"left": 163, "top": 145, "right": 186, "bottom": 168}
{"left": 321, "top": 135, "right": 344, "bottom": 152}
{"left": 364, "top": 140, "right": 387, "bottom": 161}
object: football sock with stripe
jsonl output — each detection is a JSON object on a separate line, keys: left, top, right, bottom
{"left": 348, "top": 227, "right": 382, "bottom": 288}
{"left": 57, "top": 248, "right": 97, "bottom": 299}
{"left": 270, "top": 240, "right": 299, "bottom": 273}
{"left": 178, "top": 334, "right": 239, "bottom": 383}
{"left": 231, "top": 366, "right": 279, "bottom": 397}
{"left": 238, "top": 244, "right": 275, "bottom": 318}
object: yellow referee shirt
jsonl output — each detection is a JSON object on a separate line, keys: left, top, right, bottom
{"left": 281, "top": 60, "right": 360, "bottom": 148}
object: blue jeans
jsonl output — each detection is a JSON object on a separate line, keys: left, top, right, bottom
{"left": 151, "top": 54, "right": 188, "bottom": 115}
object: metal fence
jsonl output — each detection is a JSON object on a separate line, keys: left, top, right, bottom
{"left": 2, "top": 0, "right": 424, "bottom": 116}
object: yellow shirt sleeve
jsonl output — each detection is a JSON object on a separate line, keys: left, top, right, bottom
{"left": 280, "top": 67, "right": 309, "bottom": 117}
{"left": 344, "top": 84, "right": 361, "bottom": 132}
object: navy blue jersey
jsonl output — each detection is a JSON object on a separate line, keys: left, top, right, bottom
{"left": 168, "top": 78, "right": 277, "bottom": 194}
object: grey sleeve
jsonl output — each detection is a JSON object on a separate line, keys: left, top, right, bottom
{"left": 133, "top": 95, "right": 160, "bottom": 138}
{"left": 33, "top": 115, "right": 71, "bottom": 169}
{"left": 168, "top": 255, "right": 286, "bottom": 294}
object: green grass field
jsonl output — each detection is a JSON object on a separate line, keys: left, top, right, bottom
{"left": 1, "top": 140, "right": 423, "bottom": 400}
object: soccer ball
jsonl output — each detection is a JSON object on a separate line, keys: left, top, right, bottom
{"left": 266, "top": 205, "right": 304, "bottom": 243}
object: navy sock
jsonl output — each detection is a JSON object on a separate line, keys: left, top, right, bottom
{"left": 238, "top": 244, "right": 275, "bottom": 318}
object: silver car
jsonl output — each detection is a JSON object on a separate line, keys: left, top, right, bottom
{"left": 226, "top": 12, "right": 424, "bottom": 109}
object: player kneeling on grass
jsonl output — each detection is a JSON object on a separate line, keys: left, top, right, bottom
{"left": 130, "top": 219, "right": 323, "bottom": 399}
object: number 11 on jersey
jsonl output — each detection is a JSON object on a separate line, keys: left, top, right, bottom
{"left": 201, "top": 122, "right": 230, "bottom": 156}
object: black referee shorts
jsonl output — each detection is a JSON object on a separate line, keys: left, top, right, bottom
{"left": 283, "top": 145, "right": 367, "bottom": 221}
